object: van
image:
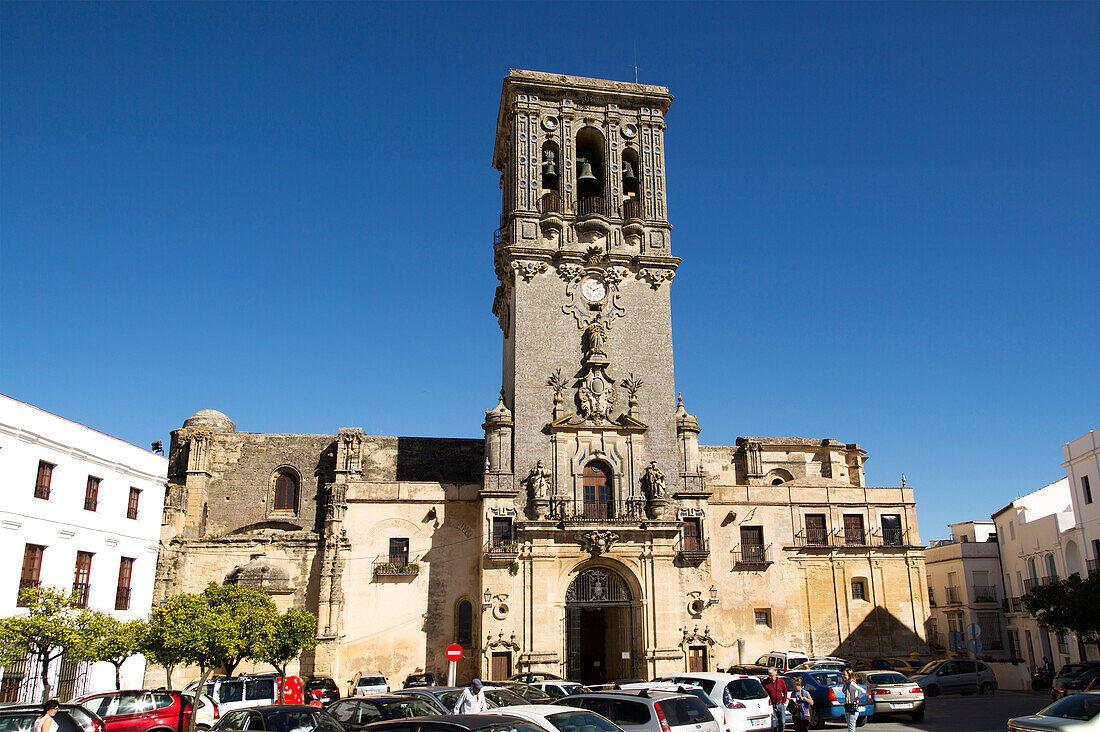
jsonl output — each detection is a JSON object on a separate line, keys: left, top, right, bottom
{"left": 754, "top": 651, "right": 809, "bottom": 673}
{"left": 188, "top": 675, "right": 285, "bottom": 713}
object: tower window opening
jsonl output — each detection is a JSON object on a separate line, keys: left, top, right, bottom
{"left": 621, "top": 148, "right": 642, "bottom": 219}
{"left": 541, "top": 141, "right": 561, "bottom": 213}
{"left": 575, "top": 128, "right": 605, "bottom": 204}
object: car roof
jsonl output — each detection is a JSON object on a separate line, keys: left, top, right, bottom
{"left": 484, "top": 705, "right": 580, "bottom": 717}
{"left": 566, "top": 690, "right": 690, "bottom": 701}
{"left": 367, "top": 714, "right": 528, "bottom": 729}
{"left": 337, "top": 695, "right": 428, "bottom": 704}
{"left": 664, "top": 672, "right": 749, "bottom": 682}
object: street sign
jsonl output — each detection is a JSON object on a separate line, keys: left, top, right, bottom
{"left": 446, "top": 644, "right": 463, "bottom": 661}
{"left": 967, "top": 638, "right": 982, "bottom": 655}
{"left": 966, "top": 623, "right": 982, "bottom": 640}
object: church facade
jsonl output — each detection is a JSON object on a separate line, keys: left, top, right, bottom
{"left": 151, "top": 70, "right": 930, "bottom": 688}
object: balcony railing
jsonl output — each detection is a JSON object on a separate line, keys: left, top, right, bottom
{"left": 539, "top": 191, "right": 562, "bottom": 215}
{"left": 1002, "top": 596, "right": 1025, "bottom": 613}
{"left": 732, "top": 543, "right": 773, "bottom": 569}
{"left": 550, "top": 497, "right": 647, "bottom": 524}
{"left": 790, "top": 529, "right": 916, "bottom": 549}
{"left": 879, "top": 528, "right": 907, "bottom": 547}
{"left": 792, "top": 530, "right": 832, "bottom": 548}
{"left": 484, "top": 539, "right": 520, "bottom": 559}
{"left": 16, "top": 579, "right": 40, "bottom": 607}
{"left": 577, "top": 196, "right": 611, "bottom": 217}
{"left": 114, "top": 586, "right": 131, "bottom": 611}
{"left": 1023, "top": 576, "right": 1055, "bottom": 592}
{"left": 944, "top": 586, "right": 962, "bottom": 604}
{"left": 1088, "top": 559, "right": 1099, "bottom": 576}
{"left": 72, "top": 583, "right": 90, "bottom": 609}
{"left": 373, "top": 557, "right": 420, "bottom": 577}
{"left": 676, "top": 536, "right": 710, "bottom": 561}
{"left": 622, "top": 199, "right": 643, "bottom": 220}
{"left": 928, "top": 590, "right": 937, "bottom": 606}
{"left": 972, "top": 585, "right": 998, "bottom": 603}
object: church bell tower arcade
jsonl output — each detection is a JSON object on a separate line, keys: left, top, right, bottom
{"left": 483, "top": 70, "right": 709, "bottom": 681}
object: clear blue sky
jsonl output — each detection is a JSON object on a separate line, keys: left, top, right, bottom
{"left": 3, "top": 2, "right": 1097, "bottom": 539}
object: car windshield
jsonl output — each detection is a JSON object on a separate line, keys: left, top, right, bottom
{"left": 359, "top": 677, "right": 386, "bottom": 686}
{"left": 916, "top": 662, "right": 939, "bottom": 675}
{"left": 680, "top": 689, "right": 717, "bottom": 708}
{"left": 809, "top": 672, "right": 844, "bottom": 687}
{"left": 866, "top": 673, "right": 911, "bottom": 685}
{"left": 377, "top": 700, "right": 437, "bottom": 718}
{"left": 261, "top": 711, "right": 331, "bottom": 732}
{"left": 515, "top": 687, "right": 552, "bottom": 701}
{"left": 433, "top": 691, "right": 464, "bottom": 709}
{"left": 484, "top": 689, "right": 527, "bottom": 707}
{"left": 659, "top": 697, "right": 712, "bottom": 727}
{"left": 725, "top": 679, "right": 767, "bottom": 701}
{"left": 0, "top": 713, "right": 39, "bottom": 732}
{"left": 546, "top": 711, "right": 621, "bottom": 732}
{"left": 1039, "top": 694, "right": 1100, "bottom": 721}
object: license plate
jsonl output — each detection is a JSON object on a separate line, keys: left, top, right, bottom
{"left": 750, "top": 719, "right": 768, "bottom": 728}
{"left": 890, "top": 703, "right": 913, "bottom": 710}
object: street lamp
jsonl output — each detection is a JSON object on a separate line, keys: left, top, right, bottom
{"left": 708, "top": 585, "right": 719, "bottom": 606}
{"left": 483, "top": 588, "right": 493, "bottom": 610}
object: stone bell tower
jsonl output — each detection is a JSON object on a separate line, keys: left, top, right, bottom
{"left": 489, "top": 70, "right": 693, "bottom": 517}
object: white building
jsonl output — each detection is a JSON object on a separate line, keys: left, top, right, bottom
{"left": 924, "top": 521, "right": 1007, "bottom": 658}
{"left": 1064, "top": 428, "right": 1100, "bottom": 579}
{"left": 992, "top": 478, "right": 1095, "bottom": 671}
{"left": 0, "top": 394, "right": 167, "bottom": 702}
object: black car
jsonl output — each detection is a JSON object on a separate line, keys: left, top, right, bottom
{"left": 403, "top": 675, "right": 437, "bottom": 689}
{"left": 1053, "top": 662, "right": 1100, "bottom": 700}
{"left": 307, "top": 677, "right": 342, "bottom": 706}
{"left": 328, "top": 697, "right": 441, "bottom": 729}
{"left": 213, "top": 705, "right": 344, "bottom": 732}
{"left": 1056, "top": 666, "right": 1100, "bottom": 699}
{"left": 363, "top": 714, "right": 545, "bottom": 732}
{"left": 0, "top": 704, "right": 104, "bottom": 732}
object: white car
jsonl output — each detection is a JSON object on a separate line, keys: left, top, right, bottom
{"left": 657, "top": 672, "right": 772, "bottom": 732}
{"left": 617, "top": 682, "right": 728, "bottom": 732}
{"left": 530, "top": 681, "right": 588, "bottom": 701}
{"left": 179, "top": 692, "right": 220, "bottom": 732}
{"left": 482, "top": 704, "right": 622, "bottom": 732}
{"left": 1008, "top": 692, "right": 1100, "bottom": 731}
{"left": 351, "top": 673, "right": 390, "bottom": 696}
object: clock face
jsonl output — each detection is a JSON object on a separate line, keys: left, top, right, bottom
{"left": 581, "top": 278, "right": 607, "bottom": 303}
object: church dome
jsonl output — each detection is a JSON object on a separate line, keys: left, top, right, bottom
{"left": 225, "top": 554, "right": 291, "bottom": 592}
{"left": 483, "top": 391, "right": 513, "bottom": 427}
{"left": 182, "top": 409, "right": 236, "bottom": 433}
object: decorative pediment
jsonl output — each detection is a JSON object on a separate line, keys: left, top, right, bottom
{"left": 580, "top": 530, "right": 619, "bottom": 555}
{"left": 679, "top": 625, "right": 715, "bottom": 647}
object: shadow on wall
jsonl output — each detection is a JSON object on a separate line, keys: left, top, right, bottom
{"left": 828, "top": 606, "right": 930, "bottom": 658}
{"left": 419, "top": 507, "right": 481, "bottom": 686}
{"left": 395, "top": 437, "right": 483, "bottom": 483}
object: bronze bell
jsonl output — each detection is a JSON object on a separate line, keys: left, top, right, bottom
{"left": 622, "top": 160, "right": 638, "bottom": 184}
{"left": 542, "top": 159, "right": 557, "bottom": 177}
{"left": 577, "top": 158, "right": 597, "bottom": 184}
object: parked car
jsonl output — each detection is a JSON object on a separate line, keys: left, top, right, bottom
{"left": 654, "top": 673, "right": 772, "bottom": 732}
{"left": 615, "top": 682, "right": 728, "bottom": 732}
{"left": 482, "top": 704, "right": 621, "bottom": 732}
{"left": 391, "top": 687, "right": 502, "bottom": 714}
{"left": 754, "top": 652, "right": 808, "bottom": 673}
{"left": 528, "top": 682, "right": 587, "bottom": 701}
{"left": 404, "top": 674, "right": 438, "bottom": 689}
{"left": 212, "top": 705, "right": 343, "bottom": 732}
{"left": 510, "top": 674, "right": 564, "bottom": 685}
{"left": 306, "top": 677, "right": 342, "bottom": 706}
{"left": 483, "top": 683, "right": 553, "bottom": 705}
{"left": 179, "top": 692, "right": 222, "bottom": 731}
{"left": 0, "top": 703, "right": 104, "bottom": 732}
{"left": 188, "top": 675, "right": 284, "bottom": 712}
{"left": 847, "top": 658, "right": 893, "bottom": 672}
{"left": 560, "top": 689, "right": 720, "bottom": 732}
{"left": 75, "top": 690, "right": 196, "bottom": 732}
{"left": 1007, "top": 692, "right": 1100, "bottom": 731}
{"left": 354, "top": 675, "right": 392, "bottom": 697}
{"left": 720, "top": 667, "right": 769, "bottom": 681}
{"left": 359, "top": 714, "right": 544, "bottom": 732}
{"left": 911, "top": 659, "right": 997, "bottom": 697}
{"left": 784, "top": 671, "right": 873, "bottom": 729}
{"left": 328, "top": 696, "right": 442, "bottom": 729}
{"left": 882, "top": 658, "right": 924, "bottom": 676}
{"left": 478, "top": 687, "right": 530, "bottom": 709}
{"left": 854, "top": 670, "right": 925, "bottom": 723}
{"left": 790, "top": 658, "right": 851, "bottom": 674}
{"left": 1052, "top": 663, "right": 1100, "bottom": 701}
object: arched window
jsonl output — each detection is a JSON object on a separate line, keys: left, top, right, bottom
{"left": 582, "top": 461, "right": 614, "bottom": 519}
{"left": 456, "top": 599, "right": 473, "bottom": 646}
{"left": 1045, "top": 554, "right": 1058, "bottom": 582}
{"left": 541, "top": 141, "right": 561, "bottom": 207}
{"left": 272, "top": 468, "right": 300, "bottom": 513}
{"left": 621, "top": 147, "right": 642, "bottom": 219}
{"left": 1027, "top": 558, "right": 1038, "bottom": 583}
{"left": 575, "top": 127, "right": 606, "bottom": 209}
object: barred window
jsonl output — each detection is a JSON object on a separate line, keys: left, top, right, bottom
{"left": 126, "top": 488, "right": 141, "bottom": 519}
{"left": 851, "top": 578, "right": 867, "bottom": 601}
{"left": 18, "top": 544, "right": 45, "bottom": 607}
{"left": 84, "top": 476, "right": 101, "bottom": 511}
{"left": 754, "top": 608, "right": 771, "bottom": 627}
{"left": 35, "top": 461, "right": 55, "bottom": 500}
{"left": 273, "top": 470, "right": 299, "bottom": 513}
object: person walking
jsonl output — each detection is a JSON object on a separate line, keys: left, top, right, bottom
{"left": 789, "top": 677, "right": 812, "bottom": 732}
{"left": 453, "top": 679, "right": 487, "bottom": 714}
{"left": 762, "top": 668, "right": 789, "bottom": 732}
{"left": 842, "top": 669, "right": 865, "bottom": 732}
{"left": 33, "top": 700, "right": 59, "bottom": 732}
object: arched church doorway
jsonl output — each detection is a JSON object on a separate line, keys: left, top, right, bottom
{"left": 565, "top": 567, "right": 639, "bottom": 684}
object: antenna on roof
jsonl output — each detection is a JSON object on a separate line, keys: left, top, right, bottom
{"left": 633, "top": 41, "right": 639, "bottom": 83}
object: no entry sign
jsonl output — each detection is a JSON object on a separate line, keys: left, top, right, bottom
{"left": 446, "top": 644, "right": 463, "bottom": 661}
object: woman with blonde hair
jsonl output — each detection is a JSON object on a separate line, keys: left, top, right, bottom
{"left": 788, "top": 676, "right": 813, "bottom": 732}
{"left": 842, "top": 668, "right": 866, "bottom": 732}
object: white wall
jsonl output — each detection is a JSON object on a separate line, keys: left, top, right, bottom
{"left": 0, "top": 395, "right": 167, "bottom": 699}
{"left": 1064, "top": 428, "right": 1100, "bottom": 575}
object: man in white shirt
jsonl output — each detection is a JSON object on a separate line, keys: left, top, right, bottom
{"left": 453, "top": 679, "right": 487, "bottom": 714}
{"left": 33, "top": 700, "right": 59, "bottom": 732}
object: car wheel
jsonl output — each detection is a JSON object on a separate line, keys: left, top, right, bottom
{"left": 197, "top": 725, "right": 211, "bottom": 732}
{"left": 808, "top": 709, "right": 825, "bottom": 730}
{"left": 855, "top": 717, "right": 868, "bottom": 727}
{"left": 909, "top": 708, "right": 925, "bottom": 723}
{"left": 980, "top": 682, "right": 994, "bottom": 695}
{"left": 924, "top": 685, "right": 939, "bottom": 698}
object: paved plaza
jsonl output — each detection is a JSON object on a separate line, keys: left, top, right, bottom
{"left": 807, "top": 691, "right": 1050, "bottom": 731}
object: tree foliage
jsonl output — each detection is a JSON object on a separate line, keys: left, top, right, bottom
{"left": 253, "top": 608, "right": 318, "bottom": 701}
{"left": 198, "top": 583, "right": 278, "bottom": 678}
{"left": 83, "top": 615, "right": 148, "bottom": 690}
{"left": 1022, "top": 572, "right": 1100, "bottom": 641}
{"left": 0, "top": 586, "right": 95, "bottom": 702}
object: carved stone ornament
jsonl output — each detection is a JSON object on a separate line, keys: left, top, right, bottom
{"left": 556, "top": 263, "right": 585, "bottom": 283}
{"left": 485, "top": 630, "right": 521, "bottom": 652}
{"left": 581, "top": 530, "right": 619, "bottom": 555}
{"left": 577, "top": 370, "right": 617, "bottom": 423}
{"left": 512, "top": 260, "right": 548, "bottom": 283}
{"left": 638, "top": 267, "right": 676, "bottom": 290}
{"left": 560, "top": 265, "right": 626, "bottom": 329}
{"left": 604, "top": 266, "right": 630, "bottom": 285}
{"left": 679, "top": 625, "right": 715, "bottom": 648}
{"left": 524, "top": 460, "right": 553, "bottom": 501}
{"left": 641, "top": 461, "right": 668, "bottom": 500}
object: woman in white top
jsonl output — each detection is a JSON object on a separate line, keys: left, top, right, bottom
{"left": 842, "top": 669, "right": 865, "bottom": 732}
{"left": 33, "top": 700, "right": 59, "bottom": 732}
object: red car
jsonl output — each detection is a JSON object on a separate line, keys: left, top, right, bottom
{"left": 75, "top": 690, "right": 194, "bottom": 732}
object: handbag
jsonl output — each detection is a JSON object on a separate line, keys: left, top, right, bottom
{"left": 786, "top": 699, "right": 804, "bottom": 719}
{"left": 844, "top": 702, "right": 858, "bottom": 714}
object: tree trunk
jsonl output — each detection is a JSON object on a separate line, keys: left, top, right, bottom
{"left": 114, "top": 662, "right": 122, "bottom": 690}
{"left": 275, "top": 664, "right": 285, "bottom": 704}
{"left": 165, "top": 664, "right": 175, "bottom": 690}
{"left": 188, "top": 669, "right": 213, "bottom": 732}
{"left": 39, "top": 650, "right": 53, "bottom": 703}
{"left": 222, "top": 658, "right": 240, "bottom": 678}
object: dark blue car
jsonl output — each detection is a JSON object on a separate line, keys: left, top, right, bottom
{"left": 784, "top": 671, "right": 873, "bottom": 729}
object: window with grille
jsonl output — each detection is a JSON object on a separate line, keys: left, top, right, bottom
{"left": 126, "top": 488, "right": 141, "bottom": 519}
{"left": 754, "top": 609, "right": 771, "bottom": 627}
{"left": 880, "top": 514, "right": 903, "bottom": 545}
{"left": 740, "top": 526, "right": 765, "bottom": 562}
{"left": 682, "top": 518, "right": 702, "bottom": 552}
{"left": 115, "top": 557, "right": 134, "bottom": 611}
{"left": 389, "top": 538, "right": 409, "bottom": 568}
{"left": 18, "top": 544, "right": 45, "bottom": 607}
{"left": 0, "top": 655, "right": 28, "bottom": 702}
{"left": 851, "top": 579, "right": 867, "bottom": 601}
{"left": 73, "top": 551, "right": 93, "bottom": 608}
{"left": 273, "top": 471, "right": 299, "bottom": 513}
{"left": 84, "top": 476, "right": 101, "bottom": 511}
{"left": 491, "top": 518, "right": 513, "bottom": 549}
{"left": 34, "top": 461, "right": 55, "bottom": 500}
{"left": 843, "top": 514, "right": 865, "bottom": 545}
{"left": 977, "top": 612, "right": 1003, "bottom": 650}
{"left": 805, "top": 514, "right": 827, "bottom": 545}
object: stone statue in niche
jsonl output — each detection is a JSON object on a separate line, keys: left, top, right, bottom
{"left": 584, "top": 320, "right": 608, "bottom": 359}
{"left": 525, "top": 460, "right": 552, "bottom": 500}
{"left": 642, "top": 461, "right": 667, "bottom": 500}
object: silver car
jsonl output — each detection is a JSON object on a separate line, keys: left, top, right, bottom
{"left": 911, "top": 659, "right": 997, "bottom": 697}
{"left": 855, "top": 671, "right": 925, "bottom": 722}
{"left": 561, "top": 689, "right": 721, "bottom": 732}
{"left": 1007, "top": 692, "right": 1100, "bottom": 730}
